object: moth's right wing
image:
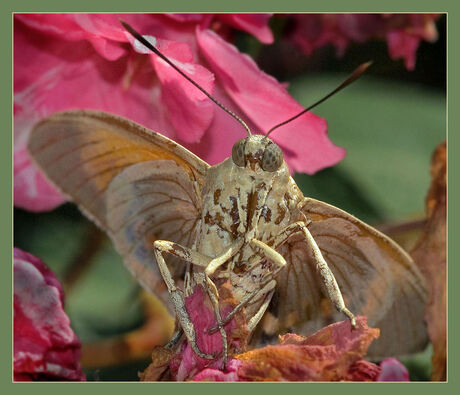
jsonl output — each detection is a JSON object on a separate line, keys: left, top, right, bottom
{"left": 269, "top": 197, "right": 428, "bottom": 358}
{"left": 28, "top": 110, "right": 209, "bottom": 305}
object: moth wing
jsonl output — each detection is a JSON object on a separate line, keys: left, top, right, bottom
{"left": 269, "top": 197, "right": 428, "bottom": 358}
{"left": 28, "top": 110, "right": 209, "bottom": 305}
{"left": 105, "top": 160, "right": 203, "bottom": 306}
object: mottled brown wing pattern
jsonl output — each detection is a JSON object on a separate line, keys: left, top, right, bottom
{"left": 28, "top": 110, "right": 209, "bottom": 302}
{"left": 268, "top": 197, "right": 428, "bottom": 358}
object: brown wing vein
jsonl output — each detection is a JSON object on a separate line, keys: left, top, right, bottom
{"left": 72, "top": 162, "right": 142, "bottom": 197}
{"left": 163, "top": 217, "right": 198, "bottom": 240}
{"left": 125, "top": 216, "right": 191, "bottom": 256}
{"left": 291, "top": 243, "right": 320, "bottom": 311}
{"left": 111, "top": 172, "right": 200, "bottom": 205}
{"left": 51, "top": 147, "right": 157, "bottom": 187}
{"left": 30, "top": 131, "right": 88, "bottom": 153}
{"left": 109, "top": 190, "right": 171, "bottom": 211}
{"left": 288, "top": 247, "right": 304, "bottom": 322}
{"left": 163, "top": 217, "right": 198, "bottom": 247}
{"left": 320, "top": 250, "right": 365, "bottom": 304}
{"left": 109, "top": 183, "right": 196, "bottom": 229}
{"left": 278, "top": 247, "right": 292, "bottom": 314}
{"left": 312, "top": 232, "right": 368, "bottom": 263}
{"left": 112, "top": 199, "right": 175, "bottom": 234}
{"left": 39, "top": 139, "right": 109, "bottom": 167}
{"left": 108, "top": 181, "right": 194, "bottom": 208}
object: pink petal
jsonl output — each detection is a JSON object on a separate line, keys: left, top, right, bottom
{"left": 288, "top": 14, "right": 349, "bottom": 57}
{"left": 192, "top": 359, "right": 243, "bottom": 382}
{"left": 147, "top": 39, "right": 216, "bottom": 143}
{"left": 14, "top": 14, "right": 86, "bottom": 40}
{"left": 196, "top": 28, "right": 345, "bottom": 174}
{"left": 14, "top": 248, "right": 85, "bottom": 381}
{"left": 336, "top": 14, "right": 384, "bottom": 42}
{"left": 347, "top": 360, "right": 381, "bottom": 381}
{"left": 377, "top": 358, "right": 410, "bottom": 381}
{"left": 170, "top": 286, "right": 241, "bottom": 380}
{"left": 164, "top": 14, "right": 274, "bottom": 43}
{"left": 217, "top": 14, "right": 274, "bottom": 44}
{"left": 14, "top": 110, "right": 66, "bottom": 211}
{"left": 164, "top": 14, "right": 206, "bottom": 23}
{"left": 72, "top": 14, "right": 146, "bottom": 61}
{"left": 16, "top": 14, "right": 127, "bottom": 61}
{"left": 386, "top": 31, "right": 420, "bottom": 71}
{"left": 72, "top": 14, "right": 129, "bottom": 42}
{"left": 14, "top": 18, "right": 178, "bottom": 211}
{"left": 288, "top": 14, "right": 440, "bottom": 71}
{"left": 182, "top": 83, "right": 260, "bottom": 165}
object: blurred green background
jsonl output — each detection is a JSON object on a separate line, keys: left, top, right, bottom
{"left": 14, "top": 15, "right": 446, "bottom": 381}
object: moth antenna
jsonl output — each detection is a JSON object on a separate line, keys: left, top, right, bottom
{"left": 266, "top": 61, "right": 372, "bottom": 137}
{"left": 121, "top": 20, "right": 252, "bottom": 137}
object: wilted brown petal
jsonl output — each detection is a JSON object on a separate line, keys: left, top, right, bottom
{"left": 411, "top": 141, "right": 446, "bottom": 381}
{"left": 234, "top": 316, "right": 380, "bottom": 381}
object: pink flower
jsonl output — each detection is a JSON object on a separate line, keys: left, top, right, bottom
{"left": 140, "top": 282, "right": 249, "bottom": 381}
{"left": 14, "top": 13, "right": 345, "bottom": 212}
{"left": 192, "top": 359, "right": 243, "bottom": 382}
{"left": 377, "top": 358, "right": 410, "bottom": 381}
{"left": 168, "top": 284, "right": 249, "bottom": 381}
{"left": 13, "top": 248, "right": 85, "bottom": 381}
{"left": 164, "top": 14, "right": 274, "bottom": 44}
{"left": 141, "top": 285, "right": 383, "bottom": 382}
{"left": 287, "top": 14, "right": 439, "bottom": 70}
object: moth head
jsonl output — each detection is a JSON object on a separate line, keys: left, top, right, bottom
{"left": 232, "top": 135, "right": 284, "bottom": 173}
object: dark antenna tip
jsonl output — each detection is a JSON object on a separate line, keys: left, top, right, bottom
{"left": 266, "top": 61, "right": 373, "bottom": 137}
{"left": 120, "top": 20, "right": 252, "bottom": 136}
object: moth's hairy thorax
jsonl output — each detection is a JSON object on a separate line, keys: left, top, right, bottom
{"left": 196, "top": 157, "right": 304, "bottom": 280}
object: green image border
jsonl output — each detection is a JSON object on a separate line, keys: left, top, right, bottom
{"left": 2, "top": 0, "right": 456, "bottom": 394}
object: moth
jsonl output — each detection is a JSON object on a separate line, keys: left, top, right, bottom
{"left": 27, "top": 22, "right": 428, "bottom": 368}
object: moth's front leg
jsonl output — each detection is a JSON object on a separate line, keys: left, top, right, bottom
{"left": 154, "top": 240, "right": 218, "bottom": 360}
{"left": 209, "top": 239, "right": 286, "bottom": 333}
{"left": 155, "top": 238, "right": 245, "bottom": 369}
{"left": 208, "top": 279, "right": 278, "bottom": 334}
{"left": 204, "top": 237, "right": 245, "bottom": 277}
{"left": 270, "top": 221, "right": 357, "bottom": 329}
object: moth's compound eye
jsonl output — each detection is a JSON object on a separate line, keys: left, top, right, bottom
{"left": 232, "top": 138, "right": 247, "bottom": 167}
{"left": 262, "top": 143, "right": 283, "bottom": 172}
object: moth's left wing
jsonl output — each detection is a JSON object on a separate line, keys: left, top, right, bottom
{"left": 28, "top": 110, "right": 209, "bottom": 306}
{"left": 268, "top": 197, "right": 428, "bottom": 358}
{"left": 28, "top": 110, "right": 209, "bottom": 229}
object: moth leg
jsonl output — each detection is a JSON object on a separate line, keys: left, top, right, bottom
{"left": 154, "top": 240, "right": 215, "bottom": 359}
{"left": 208, "top": 280, "right": 277, "bottom": 333}
{"left": 204, "top": 285, "right": 228, "bottom": 370}
{"left": 269, "top": 221, "right": 357, "bottom": 329}
{"left": 250, "top": 239, "right": 287, "bottom": 271}
{"left": 209, "top": 238, "right": 286, "bottom": 333}
{"left": 184, "top": 262, "right": 193, "bottom": 296}
{"left": 166, "top": 327, "right": 184, "bottom": 349}
{"left": 200, "top": 238, "right": 244, "bottom": 304}
{"left": 247, "top": 289, "right": 276, "bottom": 331}
{"left": 200, "top": 237, "right": 245, "bottom": 367}
{"left": 205, "top": 237, "right": 245, "bottom": 277}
